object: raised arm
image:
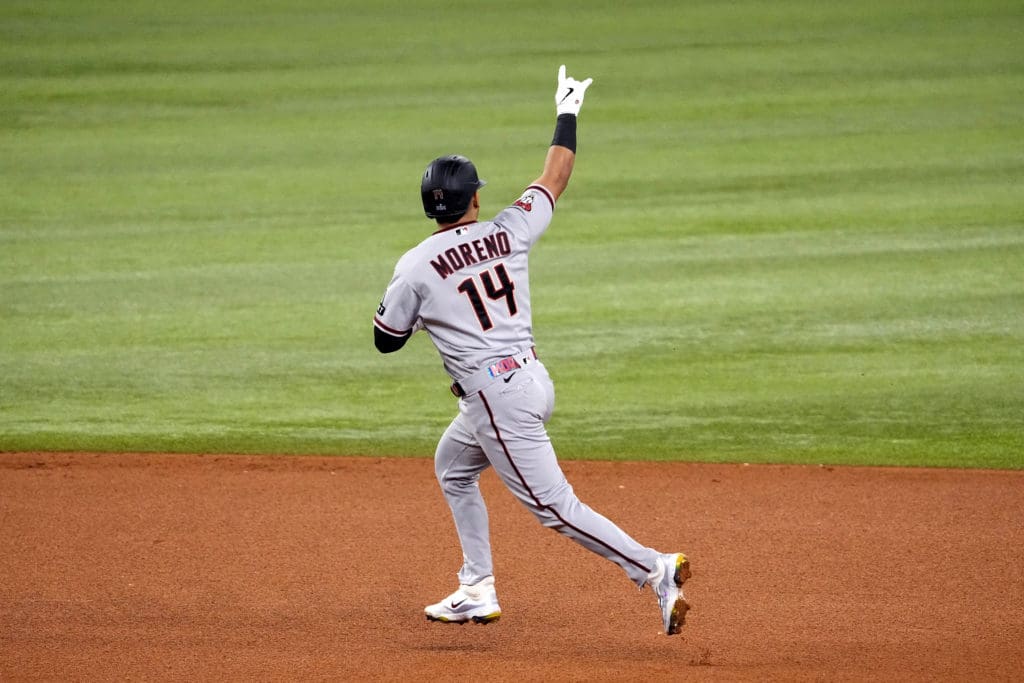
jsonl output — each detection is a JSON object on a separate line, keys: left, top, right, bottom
{"left": 532, "top": 65, "right": 593, "bottom": 202}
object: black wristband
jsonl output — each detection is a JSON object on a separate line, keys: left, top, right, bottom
{"left": 551, "top": 113, "right": 577, "bottom": 153}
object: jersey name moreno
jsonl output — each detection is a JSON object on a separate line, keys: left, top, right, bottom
{"left": 375, "top": 184, "right": 555, "bottom": 381}
{"left": 430, "top": 231, "right": 512, "bottom": 280}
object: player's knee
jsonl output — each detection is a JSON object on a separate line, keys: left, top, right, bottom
{"left": 528, "top": 499, "right": 569, "bottom": 529}
{"left": 530, "top": 480, "right": 574, "bottom": 508}
{"left": 536, "top": 510, "right": 563, "bottom": 530}
{"left": 526, "top": 486, "right": 580, "bottom": 528}
{"left": 437, "top": 470, "right": 480, "bottom": 496}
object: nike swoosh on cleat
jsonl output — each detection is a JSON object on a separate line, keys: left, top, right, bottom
{"left": 450, "top": 597, "right": 468, "bottom": 608}
{"left": 558, "top": 87, "right": 575, "bottom": 104}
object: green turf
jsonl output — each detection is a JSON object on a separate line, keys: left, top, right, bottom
{"left": 1, "top": 1, "right": 1022, "bottom": 468}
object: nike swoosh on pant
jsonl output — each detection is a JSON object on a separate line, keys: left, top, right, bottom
{"left": 503, "top": 372, "right": 517, "bottom": 383}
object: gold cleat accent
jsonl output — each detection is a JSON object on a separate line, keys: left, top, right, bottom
{"left": 668, "top": 554, "right": 692, "bottom": 635}
{"left": 425, "top": 611, "right": 501, "bottom": 625}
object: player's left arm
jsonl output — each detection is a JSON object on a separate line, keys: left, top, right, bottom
{"left": 374, "top": 326, "right": 410, "bottom": 353}
{"left": 373, "top": 270, "right": 422, "bottom": 354}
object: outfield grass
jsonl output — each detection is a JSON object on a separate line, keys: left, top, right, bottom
{"left": 1, "top": 1, "right": 1022, "bottom": 468}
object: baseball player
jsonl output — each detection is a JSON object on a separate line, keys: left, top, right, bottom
{"left": 373, "top": 65, "right": 690, "bottom": 635}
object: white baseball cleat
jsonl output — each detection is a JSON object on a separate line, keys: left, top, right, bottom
{"left": 649, "top": 552, "right": 691, "bottom": 635}
{"left": 424, "top": 576, "right": 501, "bottom": 625}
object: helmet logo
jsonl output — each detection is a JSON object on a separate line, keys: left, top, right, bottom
{"left": 433, "top": 189, "right": 445, "bottom": 200}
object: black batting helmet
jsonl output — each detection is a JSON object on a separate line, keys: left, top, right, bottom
{"left": 421, "top": 154, "right": 487, "bottom": 221}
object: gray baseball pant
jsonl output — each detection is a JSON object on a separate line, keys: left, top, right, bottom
{"left": 433, "top": 360, "right": 660, "bottom": 588}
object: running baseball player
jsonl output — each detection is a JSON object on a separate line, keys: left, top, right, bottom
{"left": 373, "top": 65, "right": 690, "bottom": 635}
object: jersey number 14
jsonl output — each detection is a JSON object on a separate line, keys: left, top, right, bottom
{"left": 456, "top": 263, "right": 517, "bottom": 331}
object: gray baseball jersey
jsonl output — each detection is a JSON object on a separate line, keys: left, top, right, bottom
{"left": 374, "top": 184, "right": 553, "bottom": 382}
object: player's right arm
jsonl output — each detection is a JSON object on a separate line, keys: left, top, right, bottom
{"left": 531, "top": 65, "right": 593, "bottom": 201}
{"left": 533, "top": 143, "right": 575, "bottom": 203}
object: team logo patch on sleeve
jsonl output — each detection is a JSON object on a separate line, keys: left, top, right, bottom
{"left": 514, "top": 191, "right": 535, "bottom": 212}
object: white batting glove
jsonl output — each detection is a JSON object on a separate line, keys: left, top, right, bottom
{"left": 555, "top": 64, "right": 593, "bottom": 116}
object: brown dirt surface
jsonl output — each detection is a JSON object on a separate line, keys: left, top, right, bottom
{"left": 1, "top": 452, "right": 1022, "bottom": 681}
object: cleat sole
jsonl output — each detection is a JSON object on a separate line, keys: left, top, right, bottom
{"left": 471, "top": 612, "right": 501, "bottom": 624}
{"left": 667, "top": 554, "right": 692, "bottom": 635}
{"left": 426, "top": 611, "right": 501, "bottom": 625}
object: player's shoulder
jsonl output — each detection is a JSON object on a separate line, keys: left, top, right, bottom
{"left": 488, "top": 184, "right": 556, "bottom": 249}
{"left": 394, "top": 242, "right": 425, "bottom": 276}
{"left": 391, "top": 234, "right": 428, "bottom": 275}
{"left": 492, "top": 185, "right": 555, "bottom": 222}
{"left": 516, "top": 184, "right": 556, "bottom": 213}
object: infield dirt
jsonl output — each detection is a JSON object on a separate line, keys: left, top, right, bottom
{"left": 1, "top": 453, "right": 1021, "bottom": 681}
